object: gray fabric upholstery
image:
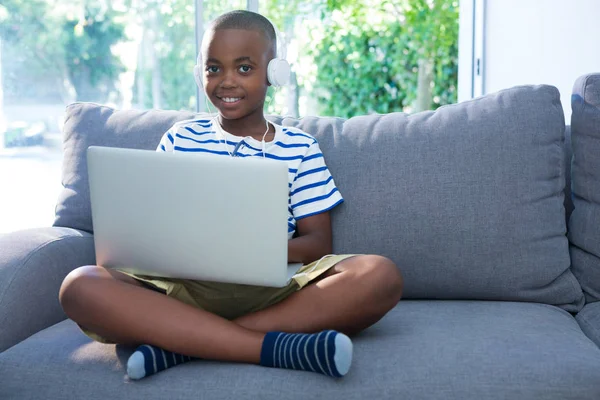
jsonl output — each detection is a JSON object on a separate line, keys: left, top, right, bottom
{"left": 53, "top": 89, "right": 583, "bottom": 309}
{"left": 318, "top": 85, "right": 581, "bottom": 309}
{"left": 53, "top": 104, "right": 344, "bottom": 235}
{"left": 577, "top": 302, "right": 600, "bottom": 348}
{"left": 568, "top": 73, "right": 600, "bottom": 303}
{"left": 0, "top": 227, "right": 95, "bottom": 352}
{"left": 54, "top": 103, "right": 198, "bottom": 232}
{"left": 1, "top": 301, "right": 599, "bottom": 400}
{"left": 564, "top": 126, "right": 574, "bottom": 226}
{"left": 4, "top": 79, "right": 597, "bottom": 399}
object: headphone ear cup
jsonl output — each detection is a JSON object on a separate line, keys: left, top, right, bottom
{"left": 267, "top": 58, "right": 291, "bottom": 87}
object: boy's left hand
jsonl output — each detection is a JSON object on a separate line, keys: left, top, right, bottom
{"left": 287, "top": 212, "right": 333, "bottom": 264}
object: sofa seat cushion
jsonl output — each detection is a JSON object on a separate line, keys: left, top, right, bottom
{"left": 577, "top": 301, "right": 600, "bottom": 348}
{"left": 1, "top": 301, "right": 599, "bottom": 400}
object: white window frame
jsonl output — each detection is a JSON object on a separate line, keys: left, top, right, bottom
{"left": 458, "top": 0, "right": 485, "bottom": 102}
{"left": 247, "top": 0, "right": 259, "bottom": 12}
{"left": 195, "top": 0, "right": 205, "bottom": 112}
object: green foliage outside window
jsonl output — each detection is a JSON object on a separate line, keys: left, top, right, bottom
{"left": 62, "top": 6, "right": 126, "bottom": 102}
{"left": 0, "top": 0, "right": 126, "bottom": 103}
{"left": 310, "top": 0, "right": 458, "bottom": 117}
{"left": 0, "top": 0, "right": 458, "bottom": 116}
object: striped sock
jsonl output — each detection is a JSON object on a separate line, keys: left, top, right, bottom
{"left": 259, "top": 330, "right": 353, "bottom": 377}
{"left": 126, "top": 344, "right": 196, "bottom": 380}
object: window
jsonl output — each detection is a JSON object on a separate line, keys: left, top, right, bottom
{"left": 0, "top": 0, "right": 247, "bottom": 233}
{"left": 261, "top": 0, "right": 459, "bottom": 118}
{"left": 0, "top": 0, "right": 459, "bottom": 234}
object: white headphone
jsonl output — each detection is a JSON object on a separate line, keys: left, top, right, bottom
{"left": 193, "top": 17, "right": 291, "bottom": 89}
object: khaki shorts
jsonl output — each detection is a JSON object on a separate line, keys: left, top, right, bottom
{"left": 83, "top": 254, "right": 355, "bottom": 344}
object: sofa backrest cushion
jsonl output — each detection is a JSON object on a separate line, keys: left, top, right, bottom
{"left": 564, "top": 126, "right": 574, "bottom": 226}
{"left": 320, "top": 85, "right": 582, "bottom": 310}
{"left": 54, "top": 103, "right": 197, "bottom": 232}
{"left": 568, "top": 73, "right": 600, "bottom": 303}
{"left": 54, "top": 104, "right": 346, "bottom": 235}
{"left": 55, "top": 86, "right": 584, "bottom": 309}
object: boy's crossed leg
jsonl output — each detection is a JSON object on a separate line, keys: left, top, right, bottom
{"left": 234, "top": 255, "right": 403, "bottom": 335}
{"left": 59, "top": 255, "right": 402, "bottom": 379}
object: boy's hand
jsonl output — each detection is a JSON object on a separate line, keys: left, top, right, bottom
{"left": 287, "top": 212, "right": 333, "bottom": 264}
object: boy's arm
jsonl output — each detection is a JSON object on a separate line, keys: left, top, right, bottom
{"left": 288, "top": 212, "right": 333, "bottom": 264}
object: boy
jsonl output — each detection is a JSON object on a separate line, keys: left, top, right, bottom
{"left": 59, "top": 10, "right": 403, "bottom": 380}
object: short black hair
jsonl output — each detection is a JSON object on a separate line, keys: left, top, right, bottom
{"left": 208, "top": 10, "right": 277, "bottom": 53}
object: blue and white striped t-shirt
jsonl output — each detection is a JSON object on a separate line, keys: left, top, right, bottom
{"left": 156, "top": 118, "right": 344, "bottom": 238}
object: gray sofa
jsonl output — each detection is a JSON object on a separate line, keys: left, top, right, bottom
{"left": 1, "top": 73, "right": 600, "bottom": 400}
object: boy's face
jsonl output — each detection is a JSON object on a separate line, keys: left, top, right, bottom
{"left": 202, "top": 29, "right": 272, "bottom": 121}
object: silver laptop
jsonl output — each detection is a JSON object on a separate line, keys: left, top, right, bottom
{"left": 87, "top": 146, "right": 302, "bottom": 287}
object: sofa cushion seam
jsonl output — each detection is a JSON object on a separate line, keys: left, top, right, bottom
{"left": 577, "top": 312, "right": 600, "bottom": 340}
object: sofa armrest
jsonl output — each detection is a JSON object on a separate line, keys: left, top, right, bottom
{"left": 0, "top": 227, "right": 95, "bottom": 352}
{"left": 577, "top": 302, "right": 600, "bottom": 348}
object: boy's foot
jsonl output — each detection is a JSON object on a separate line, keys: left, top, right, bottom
{"left": 127, "top": 344, "right": 196, "bottom": 380}
{"left": 260, "top": 330, "right": 353, "bottom": 377}
{"left": 127, "top": 330, "right": 352, "bottom": 380}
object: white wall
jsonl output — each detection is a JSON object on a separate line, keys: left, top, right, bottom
{"left": 483, "top": 0, "right": 600, "bottom": 121}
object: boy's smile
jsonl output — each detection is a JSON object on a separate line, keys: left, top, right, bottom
{"left": 202, "top": 28, "right": 273, "bottom": 134}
